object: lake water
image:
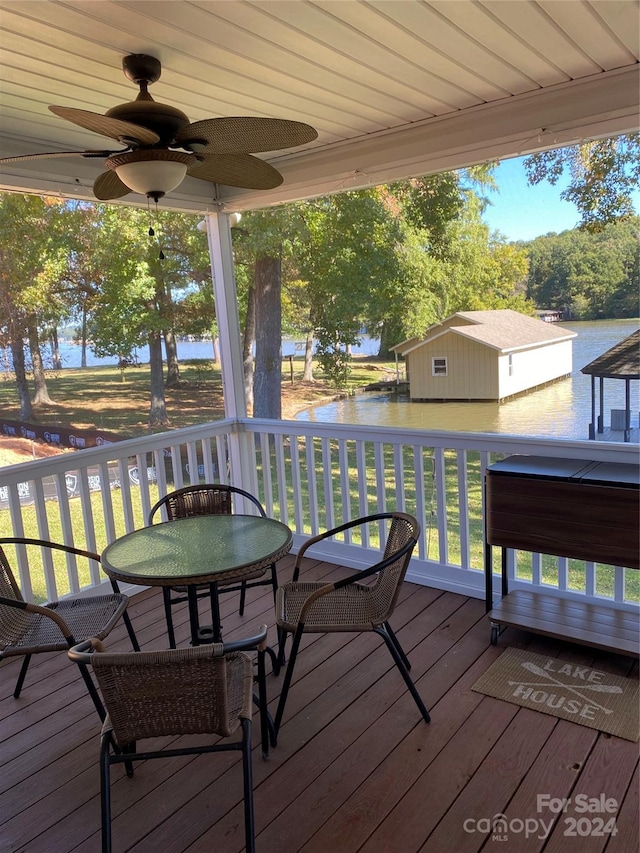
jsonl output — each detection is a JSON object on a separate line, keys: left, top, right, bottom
{"left": 296, "top": 319, "right": 640, "bottom": 441}
{"left": 55, "top": 319, "right": 638, "bottom": 441}
{"left": 55, "top": 334, "right": 378, "bottom": 369}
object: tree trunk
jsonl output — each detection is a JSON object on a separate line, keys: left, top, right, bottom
{"left": 243, "top": 283, "right": 256, "bottom": 414}
{"left": 28, "top": 319, "right": 54, "bottom": 405}
{"left": 164, "top": 330, "right": 181, "bottom": 387}
{"left": 377, "top": 323, "right": 391, "bottom": 358}
{"left": 10, "top": 336, "right": 32, "bottom": 421}
{"left": 253, "top": 256, "right": 282, "bottom": 420}
{"left": 147, "top": 331, "right": 169, "bottom": 428}
{"left": 80, "top": 299, "right": 88, "bottom": 368}
{"left": 302, "top": 332, "right": 314, "bottom": 381}
{"left": 50, "top": 328, "right": 62, "bottom": 370}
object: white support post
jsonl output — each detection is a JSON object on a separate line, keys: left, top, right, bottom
{"left": 203, "top": 210, "right": 257, "bottom": 495}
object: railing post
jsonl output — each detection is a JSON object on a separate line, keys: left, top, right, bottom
{"left": 202, "top": 209, "right": 247, "bottom": 422}
{"left": 201, "top": 209, "right": 256, "bottom": 490}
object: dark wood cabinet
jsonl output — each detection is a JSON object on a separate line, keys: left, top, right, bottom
{"left": 484, "top": 455, "right": 640, "bottom": 656}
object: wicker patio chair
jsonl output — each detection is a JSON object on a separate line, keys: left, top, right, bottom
{"left": 273, "top": 512, "right": 430, "bottom": 734}
{"left": 69, "top": 625, "right": 269, "bottom": 853}
{"left": 148, "top": 484, "right": 279, "bottom": 647}
{"left": 0, "top": 537, "right": 139, "bottom": 719}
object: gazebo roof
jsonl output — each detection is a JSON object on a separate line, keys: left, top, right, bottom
{"left": 581, "top": 330, "right": 640, "bottom": 380}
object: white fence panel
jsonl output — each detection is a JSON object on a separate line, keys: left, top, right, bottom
{"left": 1, "top": 417, "right": 637, "bottom": 612}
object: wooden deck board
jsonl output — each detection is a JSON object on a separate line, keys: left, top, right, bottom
{"left": 611, "top": 763, "right": 639, "bottom": 853}
{"left": 1, "top": 559, "right": 638, "bottom": 853}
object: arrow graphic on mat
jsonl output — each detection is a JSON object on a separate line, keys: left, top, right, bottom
{"left": 508, "top": 680, "right": 622, "bottom": 693}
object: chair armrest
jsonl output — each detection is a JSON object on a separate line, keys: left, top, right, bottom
{"left": 293, "top": 531, "right": 335, "bottom": 579}
{"left": 332, "top": 536, "right": 416, "bottom": 590}
{"left": 0, "top": 594, "right": 74, "bottom": 639}
{"left": 222, "top": 624, "right": 268, "bottom": 654}
{"left": 67, "top": 637, "right": 105, "bottom": 664}
{"left": 297, "top": 583, "right": 336, "bottom": 624}
{"left": 0, "top": 536, "right": 120, "bottom": 591}
{"left": 292, "top": 533, "right": 416, "bottom": 624}
{"left": 292, "top": 513, "right": 400, "bottom": 581}
{"left": 0, "top": 536, "right": 101, "bottom": 564}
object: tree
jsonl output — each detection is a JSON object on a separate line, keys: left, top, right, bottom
{"left": 526, "top": 217, "right": 640, "bottom": 319}
{"left": 254, "top": 256, "right": 282, "bottom": 418}
{"left": 77, "top": 204, "right": 208, "bottom": 428}
{"left": 77, "top": 205, "right": 168, "bottom": 426}
{"left": 232, "top": 206, "right": 308, "bottom": 418}
{"left": 0, "top": 193, "right": 69, "bottom": 417}
{"left": 524, "top": 134, "right": 640, "bottom": 231}
{"left": 296, "top": 189, "right": 403, "bottom": 384}
{"left": 235, "top": 172, "right": 530, "bottom": 398}
{"left": 376, "top": 184, "right": 530, "bottom": 350}
{"left": 150, "top": 210, "right": 213, "bottom": 387}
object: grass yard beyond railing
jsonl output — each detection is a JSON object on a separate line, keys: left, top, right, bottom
{"left": 0, "top": 418, "right": 638, "bottom": 611}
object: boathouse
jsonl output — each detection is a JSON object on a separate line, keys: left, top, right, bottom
{"left": 392, "top": 309, "right": 576, "bottom": 402}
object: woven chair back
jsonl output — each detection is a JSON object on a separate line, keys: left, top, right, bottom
{"left": 150, "top": 484, "right": 266, "bottom": 524}
{"left": 368, "top": 513, "right": 418, "bottom": 621}
{"left": 0, "top": 545, "right": 31, "bottom": 648}
{"left": 0, "top": 545, "right": 24, "bottom": 603}
{"left": 91, "top": 645, "right": 254, "bottom": 745}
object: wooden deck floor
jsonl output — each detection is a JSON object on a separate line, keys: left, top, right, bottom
{"left": 2, "top": 553, "right": 638, "bottom": 853}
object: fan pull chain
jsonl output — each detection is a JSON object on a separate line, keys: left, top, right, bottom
{"left": 147, "top": 198, "right": 165, "bottom": 260}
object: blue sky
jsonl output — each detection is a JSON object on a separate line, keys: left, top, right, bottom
{"left": 480, "top": 154, "right": 639, "bottom": 243}
{"left": 480, "top": 156, "right": 580, "bottom": 242}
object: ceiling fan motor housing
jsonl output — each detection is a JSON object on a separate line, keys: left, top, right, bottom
{"left": 107, "top": 55, "right": 190, "bottom": 145}
{"left": 106, "top": 100, "right": 190, "bottom": 145}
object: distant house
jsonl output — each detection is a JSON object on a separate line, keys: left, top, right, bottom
{"left": 535, "top": 309, "right": 564, "bottom": 323}
{"left": 392, "top": 310, "right": 577, "bottom": 402}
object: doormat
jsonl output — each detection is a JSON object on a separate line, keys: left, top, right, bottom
{"left": 472, "top": 647, "right": 639, "bottom": 742}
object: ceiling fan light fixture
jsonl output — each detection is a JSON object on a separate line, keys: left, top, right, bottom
{"left": 106, "top": 149, "right": 192, "bottom": 198}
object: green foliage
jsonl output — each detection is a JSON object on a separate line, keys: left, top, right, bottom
{"left": 314, "top": 340, "right": 353, "bottom": 389}
{"left": 73, "top": 205, "right": 208, "bottom": 357}
{"left": 382, "top": 192, "right": 531, "bottom": 348}
{"left": 526, "top": 217, "right": 639, "bottom": 318}
{"left": 293, "top": 188, "right": 403, "bottom": 384}
{"left": 524, "top": 135, "right": 640, "bottom": 231}
{"left": 233, "top": 174, "right": 532, "bottom": 380}
{"left": 388, "top": 173, "right": 464, "bottom": 257}
{"left": 0, "top": 194, "right": 69, "bottom": 331}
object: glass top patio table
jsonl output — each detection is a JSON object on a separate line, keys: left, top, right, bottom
{"left": 101, "top": 514, "right": 293, "bottom": 643}
{"left": 102, "top": 514, "right": 292, "bottom": 586}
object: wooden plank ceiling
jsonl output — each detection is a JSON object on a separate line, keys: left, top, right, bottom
{"left": 0, "top": 0, "right": 638, "bottom": 212}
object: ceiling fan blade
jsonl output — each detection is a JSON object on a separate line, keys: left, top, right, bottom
{"left": 176, "top": 117, "right": 317, "bottom": 154}
{"left": 187, "top": 153, "right": 283, "bottom": 189}
{"left": 0, "top": 150, "right": 116, "bottom": 164}
{"left": 93, "top": 171, "right": 132, "bottom": 201}
{"left": 49, "top": 106, "right": 160, "bottom": 145}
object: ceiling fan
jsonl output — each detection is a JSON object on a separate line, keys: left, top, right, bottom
{"left": 0, "top": 54, "right": 318, "bottom": 201}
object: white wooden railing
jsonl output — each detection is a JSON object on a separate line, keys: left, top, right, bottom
{"left": 0, "top": 418, "right": 637, "bottom": 613}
